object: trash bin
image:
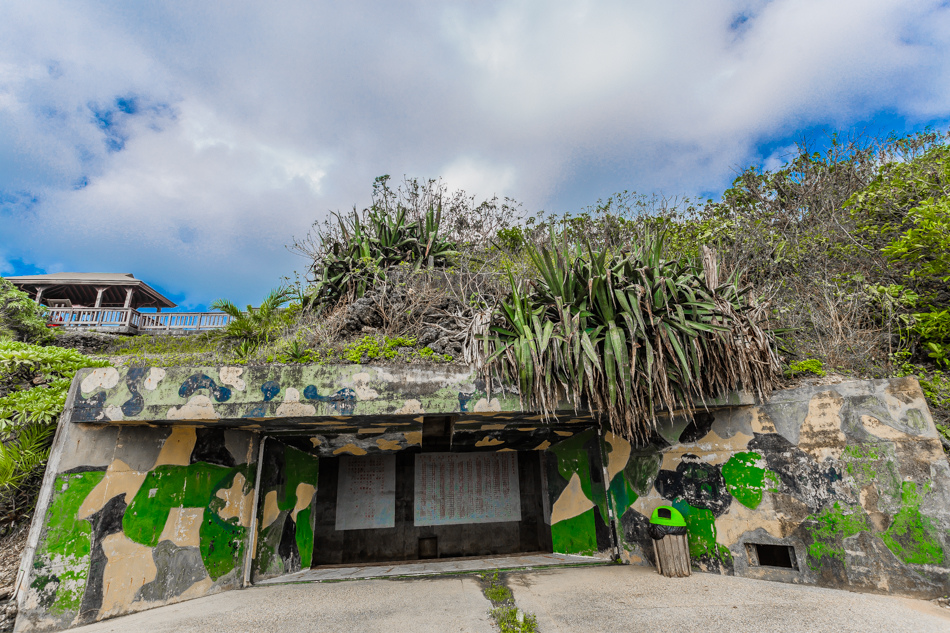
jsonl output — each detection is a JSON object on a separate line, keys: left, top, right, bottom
{"left": 649, "top": 506, "right": 690, "bottom": 577}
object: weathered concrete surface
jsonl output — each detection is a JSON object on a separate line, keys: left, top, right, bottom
{"left": 62, "top": 577, "right": 494, "bottom": 633}
{"left": 57, "top": 566, "right": 950, "bottom": 633}
{"left": 509, "top": 565, "right": 950, "bottom": 633}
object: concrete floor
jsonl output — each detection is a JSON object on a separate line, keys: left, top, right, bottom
{"left": 259, "top": 552, "right": 609, "bottom": 584}
{"left": 66, "top": 564, "right": 950, "bottom": 633}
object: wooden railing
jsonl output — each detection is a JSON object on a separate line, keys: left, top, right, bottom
{"left": 46, "top": 308, "right": 232, "bottom": 332}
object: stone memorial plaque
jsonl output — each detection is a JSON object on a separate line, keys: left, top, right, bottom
{"left": 335, "top": 454, "right": 396, "bottom": 530}
{"left": 414, "top": 452, "right": 521, "bottom": 526}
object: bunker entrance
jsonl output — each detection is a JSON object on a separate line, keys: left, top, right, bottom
{"left": 310, "top": 449, "right": 552, "bottom": 566}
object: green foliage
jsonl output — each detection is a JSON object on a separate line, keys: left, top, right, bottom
{"left": 491, "top": 606, "right": 538, "bottom": 633}
{"left": 484, "top": 231, "right": 781, "bottom": 440}
{"left": 785, "top": 359, "right": 827, "bottom": 378}
{"left": 340, "top": 336, "right": 416, "bottom": 363}
{"left": 0, "top": 341, "right": 110, "bottom": 517}
{"left": 882, "top": 197, "right": 950, "bottom": 283}
{"left": 113, "top": 332, "right": 222, "bottom": 367}
{"left": 211, "top": 288, "right": 293, "bottom": 344}
{"left": 0, "top": 278, "right": 50, "bottom": 344}
{"left": 0, "top": 423, "right": 55, "bottom": 499}
{"left": 306, "top": 178, "right": 460, "bottom": 310}
{"left": 484, "top": 582, "right": 513, "bottom": 603}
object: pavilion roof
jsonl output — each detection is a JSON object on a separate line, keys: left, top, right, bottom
{"left": 5, "top": 273, "right": 177, "bottom": 309}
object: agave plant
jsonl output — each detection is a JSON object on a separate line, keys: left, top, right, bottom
{"left": 482, "top": 232, "right": 781, "bottom": 441}
{"left": 308, "top": 205, "right": 460, "bottom": 309}
{"left": 211, "top": 288, "right": 292, "bottom": 344}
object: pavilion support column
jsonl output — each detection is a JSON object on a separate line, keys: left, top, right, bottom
{"left": 93, "top": 287, "right": 107, "bottom": 308}
{"left": 123, "top": 288, "right": 134, "bottom": 309}
{"left": 33, "top": 286, "right": 49, "bottom": 305}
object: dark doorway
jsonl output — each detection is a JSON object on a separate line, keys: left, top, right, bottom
{"left": 310, "top": 450, "right": 551, "bottom": 566}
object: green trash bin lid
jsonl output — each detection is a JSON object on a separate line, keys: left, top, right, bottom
{"left": 650, "top": 506, "right": 686, "bottom": 527}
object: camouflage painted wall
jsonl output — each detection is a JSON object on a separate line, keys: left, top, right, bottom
{"left": 15, "top": 423, "right": 257, "bottom": 632}
{"left": 604, "top": 378, "right": 950, "bottom": 597}
{"left": 15, "top": 368, "right": 950, "bottom": 632}
{"left": 252, "top": 441, "right": 319, "bottom": 580}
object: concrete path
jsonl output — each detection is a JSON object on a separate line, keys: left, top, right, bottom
{"left": 66, "top": 564, "right": 949, "bottom": 633}
{"left": 510, "top": 566, "right": 950, "bottom": 633}
{"left": 260, "top": 552, "right": 608, "bottom": 584}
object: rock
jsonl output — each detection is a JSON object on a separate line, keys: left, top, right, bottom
{"left": 49, "top": 331, "right": 123, "bottom": 354}
{"left": 418, "top": 327, "right": 440, "bottom": 348}
{"left": 344, "top": 297, "right": 383, "bottom": 331}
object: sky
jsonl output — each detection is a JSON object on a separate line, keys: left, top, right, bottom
{"left": 2, "top": 1, "right": 950, "bottom": 309}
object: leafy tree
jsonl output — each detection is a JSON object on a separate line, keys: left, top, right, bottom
{"left": 0, "top": 277, "right": 50, "bottom": 344}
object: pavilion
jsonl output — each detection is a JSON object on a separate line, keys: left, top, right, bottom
{"left": 5, "top": 272, "right": 176, "bottom": 311}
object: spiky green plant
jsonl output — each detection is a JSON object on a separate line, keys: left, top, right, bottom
{"left": 0, "top": 423, "right": 54, "bottom": 495}
{"left": 308, "top": 205, "right": 459, "bottom": 309}
{"left": 211, "top": 288, "right": 293, "bottom": 344}
{"left": 482, "top": 233, "right": 781, "bottom": 441}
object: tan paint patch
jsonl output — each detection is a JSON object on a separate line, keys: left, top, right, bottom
{"left": 689, "top": 429, "right": 755, "bottom": 464}
{"left": 215, "top": 473, "right": 252, "bottom": 525}
{"left": 275, "top": 388, "right": 317, "bottom": 417}
{"left": 860, "top": 415, "right": 910, "bottom": 440}
{"left": 395, "top": 399, "right": 424, "bottom": 414}
{"left": 551, "top": 473, "right": 595, "bottom": 523}
{"left": 715, "top": 494, "right": 790, "bottom": 546}
{"left": 604, "top": 432, "right": 632, "bottom": 482}
{"left": 350, "top": 372, "right": 380, "bottom": 400}
{"left": 333, "top": 443, "right": 368, "bottom": 456}
{"left": 158, "top": 507, "right": 204, "bottom": 547}
{"left": 376, "top": 438, "right": 402, "bottom": 450}
{"left": 750, "top": 408, "right": 777, "bottom": 434}
{"left": 404, "top": 431, "right": 422, "bottom": 446}
{"left": 475, "top": 436, "right": 504, "bottom": 447}
{"left": 498, "top": 448, "right": 516, "bottom": 452}
{"left": 78, "top": 460, "right": 147, "bottom": 520}
{"left": 357, "top": 427, "right": 387, "bottom": 434}
{"left": 98, "top": 533, "right": 158, "bottom": 617}
{"left": 533, "top": 440, "right": 551, "bottom": 451}
{"left": 481, "top": 424, "right": 506, "bottom": 430}
{"left": 524, "top": 415, "right": 548, "bottom": 421}
{"left": 143, "top": 367, "right": 166, "bottom": 391}
{"left": 219, "top": 367, "right": 246, "bottom": 392}
{"left": 473, "top": 398, "right": 501, "bottom": 412}
{"left": 167, "top": 395, "right": 219, "bottom": 421}
{"left": 155, "top": 427, "right": 197, "bottom": 467}
{"left": 292, "top": 483, "right": 317, "bottom": 521}
{"left": 261, "top": 490, "right": 280, "bottom": 529}
{"left": 798, "top": 391, "right": 847, "bottom": 461}
{"left": 518, "top": 427, "right": 538, "bottom": 432}
{"left": 81, "top": 367, "right": 120, "bottom": 394}
{"left": 554, "top": 430, "right": 573, "bottom": 437}
{"left": 413, "top": 416, "right": 426, "bottom": 423}
{"left": 310, "top": 437, "right": 322, "bottom": 447}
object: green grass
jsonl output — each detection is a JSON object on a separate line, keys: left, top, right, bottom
{"left": 491, "top": 606, "right": 539, "bottom": 633}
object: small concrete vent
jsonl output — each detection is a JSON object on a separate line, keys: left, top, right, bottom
{"left": 419, "top": 536, "right": 438, "bottom": 559}
{"left": 747, "top": 543, "right": 797, "bottom": 570}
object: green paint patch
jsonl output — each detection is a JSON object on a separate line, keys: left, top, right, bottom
{"left": 43, "top": 471, "right": 104, "bottom": 558}
{"left": 624, "top": 450, "right": 661, "bottom": 496}
{"left": 804, "top": 502, "right": 869, "bottom": 569}
{"left": 721, "top": 452, "right": 769, "bottom": 509}
{"left": 882, "top": 482, "right": 944, "bottom": 565}
{"left": 35, "top": 471, "right": 105, "bottom": 616}
{"left": 295, "top": 507, "right": 314, "bottom": 568}
{"left": 608, "top": 471, "right": 637, "bottom": 517}
{"left": 279, "top": 446, "right": 319, "bottom": 511}
{"left": 551, "top": 508, "right": 598, "bottom": 555}
{"left": 671, "top": 501, "right": 732, "bottom": 564}
{"left": 199, "top": 510, "right": 246, "bottom": 580}
{"left": 123, "top": 463, "right": 234, "bottom": 547}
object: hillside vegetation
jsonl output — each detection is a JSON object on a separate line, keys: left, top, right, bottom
{"left": 2, "top": 128, "right": 950, "bottom": 528}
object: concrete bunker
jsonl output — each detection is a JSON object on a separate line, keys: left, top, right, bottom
{"left": 11, "top": 365, "right": 950, "bottom": 631}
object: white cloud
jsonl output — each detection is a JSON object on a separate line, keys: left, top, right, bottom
{"left": 1, "top": 0, "right": 949, "bottom": 305}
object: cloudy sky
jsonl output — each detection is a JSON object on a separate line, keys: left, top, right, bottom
{"left": 2, "top": 1, "right": 949, "bottom": 308}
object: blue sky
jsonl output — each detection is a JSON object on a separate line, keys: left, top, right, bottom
{"left": 2, "top": 1, "right": 950, "bottom": 310}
